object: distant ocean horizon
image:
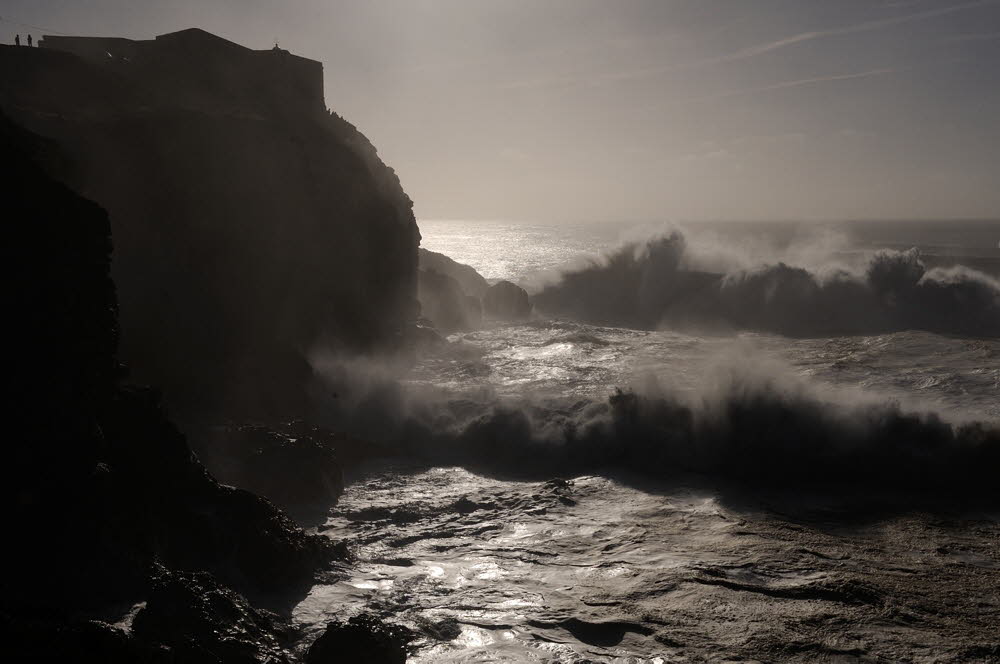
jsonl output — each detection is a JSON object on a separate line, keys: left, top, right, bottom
{"left": 418, "top": 217, "right": 1000, "bottom": 285}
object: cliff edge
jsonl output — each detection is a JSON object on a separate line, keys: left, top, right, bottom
{"left": 0, "top": 32, "right": 420, "bottom": 418}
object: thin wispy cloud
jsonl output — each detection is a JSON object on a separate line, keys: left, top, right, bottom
{"left": 505, "top": 0, "right": 996, "bottom": 90}
{"left": 663, "top": 68, "right": 897, "bottom": 108}
{"left": 702, "top": 0, "right": 998, "bottom": 67}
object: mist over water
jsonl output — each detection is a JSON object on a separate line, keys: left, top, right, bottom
{"left": 293, "top": 220, "right": 1000, "bottom": 661}
{"left": 12, "top": 2, "right": 1000, "bottom": 657}
{"left": 311, "top": 219, "right": 1000, "bottom": 493}
{"left": 535, "top": 227, "right": 1000, "bottom": 338}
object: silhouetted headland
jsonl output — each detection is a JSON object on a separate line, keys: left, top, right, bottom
{"left": 1, "top": 28, "right": 420, "bottom": 419}
{"left": 1, "top": 30, "right": 418, "bottom": 662}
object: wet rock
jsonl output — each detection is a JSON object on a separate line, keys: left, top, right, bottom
{"left": 483, "top": 280, "right": 532, "bottom": 320}
{"left": 306, "top": 614, "right": 413, "bottom": 664}
{"left": 419, "top": 248, "right": 490, "bottom": 298}
{"left": 99, "top": 388, "right": 336, "bottom": 600}
{"left": 418, "top": 268, "right": 482, "bottom": 331}
{"left": 132, "top": 567, "right": 293, "bottom": 664}
{"left": 196, "top": 423, "right": 345, "bottom": 517}
{"left": 415, "top": 616, "right": 462, "bottom": 641}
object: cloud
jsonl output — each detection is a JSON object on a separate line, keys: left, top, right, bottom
{"left": 692, "top": 0, "right": 998, "bottom": 68}
{"left": 662, "top": 68, "right": 897, "bottom": 108}
{"left": 523, "top": 0, "right": 996, "bottom": 90}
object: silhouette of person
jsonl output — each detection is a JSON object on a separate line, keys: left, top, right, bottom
{"left": 27, "top": 34, "right": 32, "bottom": 47}
{"left": 15, "top": 34, "right": 20, "bottom": 46}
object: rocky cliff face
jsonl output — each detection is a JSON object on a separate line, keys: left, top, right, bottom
{"left": 0, "top": 38, "right": 420, "bottom": 418}
{"left": 3, "top": 113, "right": 334, "bottom": 655}
{"left": 1, "top": 39, "right": 413, "bottom": 658}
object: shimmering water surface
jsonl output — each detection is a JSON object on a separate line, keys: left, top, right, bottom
{"left": 296, "top": 220, "right": 1000, "bottom": 662}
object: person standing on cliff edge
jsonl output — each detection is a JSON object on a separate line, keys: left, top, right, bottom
{"left": 27, "top": 34, "right": 32, "bottom": 47}
{"left": 14, "top": 34, "right": 19, "bottom": 46}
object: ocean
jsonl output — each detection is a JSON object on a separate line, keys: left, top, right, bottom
{"left": 414, "top": 219, "right": 1000, "bottom": 419}
{"left": 295, "top": 219, "right": 1000, "bottom": 662}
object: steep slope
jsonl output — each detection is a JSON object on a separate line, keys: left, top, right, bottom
{"left": 0, "top": 38, "right": 420, "bottom": 418}
{"left": 3, "top": 111, "right": 332, "bottom": 620}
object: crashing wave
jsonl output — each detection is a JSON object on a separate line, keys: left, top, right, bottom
{"left": 533, "top": 232, "right": 1000, "bottom": 337}
{"left": 310, "top": 352, "right": 1000, "bottom": 496}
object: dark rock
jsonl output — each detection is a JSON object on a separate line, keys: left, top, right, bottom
{"left": 415, "top": 616, "right": 462, "bottom": 641}
{"left": 418, "top": 248, "right": 490, "bottom": 298}
{"left": 3, "top": 116, "right": 333, "bottom": 619}
{"left": 418, "top": 268, "right": 482, "bottom": 331}
{"left": 194, "top": 423, "right": 345, "bottom": 517}
{"left": 132, "top": 567, "right": 293, "bottom": 664}
{"left": 483, "top": 280, "right": 532, "bottom": 320}
{"left": 2, "top": 41, "right": 367, "bottom": 664}
{"left": 98, "top": 388, "right": 335, "bottom": 602}
{"left": 1, "top": 32, "right": 421, "bottom": 420}
{"left": 306, "top": 614, "right": 413, "bottom": 664}
{"left": 192, "top": 421, "right": 394, "bottom": 518}
{"left": 0, "top": 616, "right": 146, "bottom": 663}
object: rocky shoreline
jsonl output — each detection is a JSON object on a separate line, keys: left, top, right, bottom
{"left": 2, "top": 119, "right": 410, "bottom": 661}
{"left": 1, "top": 33, "right": 425, "bottom": 662}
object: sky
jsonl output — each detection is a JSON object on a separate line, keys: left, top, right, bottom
{"left": 3, "top": 0, "right": 1000, "bottom": 222}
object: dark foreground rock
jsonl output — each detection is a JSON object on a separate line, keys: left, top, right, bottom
{"left": 306, "top": 615, "right": 413, "bottom": 664}
{"left": 194, "top": 423, "right": 349, "bottom": 518}
{"left": 2, "top": 568, "right": 300, "bottom": 664}
{"left": 483, "top": 280, "right": 532, "bottom": 320}
{"left": 132, "top": 567, "right": 295, "bottom": 664}
{"left": 2, "top": 112, "right": 335, "bottom": 659}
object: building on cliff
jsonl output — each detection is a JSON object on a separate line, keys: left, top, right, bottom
{"left": 39, "top": 28, "right": 324, "bottom": 115}
{"left": 2, "top": 27, "right": 419, "bottom": 419}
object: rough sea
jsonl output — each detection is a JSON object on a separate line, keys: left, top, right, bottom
{"left": 295, "top": 219, "right": 1000, "bottom": 662}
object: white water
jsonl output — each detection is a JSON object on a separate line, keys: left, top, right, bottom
{"left": 294, "top": 219, "right": 1000, "bottom": 662}
{"left": 414, "top": 219, "right": 1000, "bottom": 421}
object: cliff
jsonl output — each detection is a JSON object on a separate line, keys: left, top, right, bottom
{"left": 2, "top": 113, "right": 339, "bottom": 661}
{"left": 0, "top": 32, "right": 420, "bottom": 418}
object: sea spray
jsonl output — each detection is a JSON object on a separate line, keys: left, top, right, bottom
{"left": 309, "top": 347, "right": 1000, "bottom": 494}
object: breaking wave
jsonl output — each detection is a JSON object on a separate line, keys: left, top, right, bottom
{"left": 310, "top": 352, "right": 1000, "bottom": 496}
{"left": 532, "top": 231, "right": 1000, "bottom": 337}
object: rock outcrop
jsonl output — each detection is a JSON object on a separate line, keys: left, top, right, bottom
{"left": 417, "top": 249, "right": 490, "bottom": 332}
{"left": 5, "top": 567, "right": 304, "bottom": 664}
{"left": 1, "top": 33, "right": 425, "bottom": 659}
{"left": 0, "top": 32, "right": 420, "bottom": 419}
{"left": 417, "top": 268, "right": 483, "bottom": 331}
{"left": 2, "top": 111, "right": 334, "bottom": 659}
{"left": 131, "top": 567, "right": 296, "bottom": 664}
{"left": 419, "top": 248, "right": 490, "bottom": 298}
{"left": 484, "top": 280, "right": 533, "bottom": 320}
{"left": 195, "top": 423, "right": 351, "bottom": 521}
{"left": 306, "top": 615, "right": 413, "bottom": 664}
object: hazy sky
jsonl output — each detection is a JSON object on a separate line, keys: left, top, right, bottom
{"left": 4, "top": 0, "right": 1000, "bottom": 222}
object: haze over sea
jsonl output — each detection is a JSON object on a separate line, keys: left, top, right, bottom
{"left": 294, "top": 219, "right": 1000, "bottom": 662}
{"left": 416, "top": 218, "right": 1000, "bottom": 419}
